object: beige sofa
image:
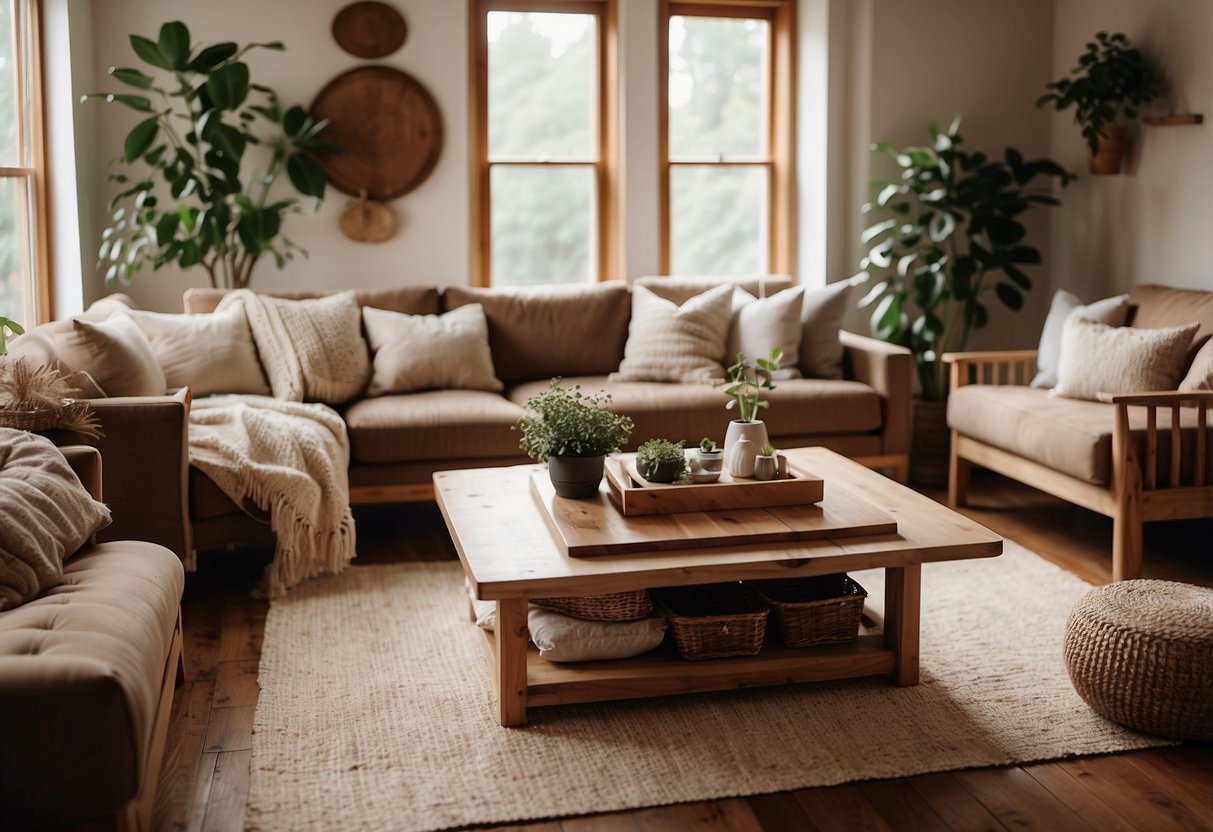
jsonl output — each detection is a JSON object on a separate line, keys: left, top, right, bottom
{"left": 946, "top": 284, "right": 1213, "bottom": 581}
{"left": 16, "top": 277, "right": 911, "bottom": 561}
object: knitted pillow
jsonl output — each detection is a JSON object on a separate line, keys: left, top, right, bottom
{"left": 610, "top": 284, "right": 734, "bottom": 383}
{"left": 362, "top": 304, "right": 502, "bottom": 396}
{"left": 1031, "top": 289, "right": 1130, "bottom": 389}
{"left": 1052, "top": 318, "right": 1199, "bottom": 402}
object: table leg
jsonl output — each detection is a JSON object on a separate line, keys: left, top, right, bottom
{"left": 494, "top": 598, "right": 529, "bottom": 727}
{"left": 883, "top": 564, "right": 921, "bottom": 686}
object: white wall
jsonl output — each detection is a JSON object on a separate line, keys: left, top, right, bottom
{"left": 1048, "top": 0, "right": 1213, "bottom": 298}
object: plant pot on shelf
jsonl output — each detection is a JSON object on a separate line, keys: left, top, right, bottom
{"left": 910, "top": 397, "right": 949, "bottom": 488}
{"left": 1088, "top": 126, "right": 1127, "bottom": 175}
{"left": 547, "top": 454, "right": 606, "bottom": 499}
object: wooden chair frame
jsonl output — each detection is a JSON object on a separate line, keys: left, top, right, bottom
{"left": 944, "top": 349, "right": 1213, "bottom": 581}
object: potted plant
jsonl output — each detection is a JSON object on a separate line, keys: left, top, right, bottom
{"left": 0, "top": 316, "right": 23, "bottom": 356}
{"left": 722, "top": 348, "right": 781, "bottom": 476}
{"left": 753, "top": 443, "right": 778, "bottom": 481}
{"left": 636, "top": 439, "right": 689, "bottom": 484}
{"left": 84, "top": 21, "right": 339, "bottom": 289}
{"left": 1037, "top": 31, "right": 1162, "bottom": 175}
{"left": 694, "top": 437, "right": 723, "bottom": 475}
{"left": 858, "top": 116, "right": 1071, "bottom": 484}
{"left": 516, "top": 379, "right": 634, "bottom": 499}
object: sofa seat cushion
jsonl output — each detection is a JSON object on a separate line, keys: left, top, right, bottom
{"left": 507, "top": 376, "right": 882, "bottom": 448}
{"left": 948, "top": 385, "right": 1211, "bottom": 485}
{"left": 0, "top": 541, "right": 183, "bottom": 827}
{"left": 344, "top": 390, "right": 527, "bottom": 464}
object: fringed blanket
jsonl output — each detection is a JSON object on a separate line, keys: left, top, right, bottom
{"left": 188, "top": 396, "right": 356, "bottom": 598}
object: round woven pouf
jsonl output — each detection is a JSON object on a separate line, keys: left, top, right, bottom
{"left": 1064, "top": 580, "right": 1213, "bottom": 740}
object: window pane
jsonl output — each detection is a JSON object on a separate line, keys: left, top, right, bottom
{"left": 0, "top": 1, "right": 21, "bottom": 167}
{"left": 670, "top": 165, "right": 767, "bottom": 275}
{"left": 668, "top": 15, "right": 768, "bottom": 159}
{"left": 491, "top": 165, "right": 596, "bottom": 285}
{"left": 488, "top": 11, "right": 597, "bottom": 160}
{"left": 0, "top": 175, "right": 35, "bottom": 324}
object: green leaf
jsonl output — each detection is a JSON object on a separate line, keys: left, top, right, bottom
{"left": 109, "top": 66, "right": 155, "bottom": 89}
{"left": 158, "top": 21, "right": 190, "bottom": 70}
{"left": 95, "top": 93, "right": 154, "bottom": 112}
{"left": 187, "top": 42, "right": 238, "bottom": 72}
{"left": 124, "top": 116, "right": 159, "bottom": 162}
{"left": 875, "top": 183, "right": 901, "bottom": 208}
{"left": 130, "top": 34, "right": 172, "bottom": 70}
{"left": 985, "top": 216, "right": 1025, "bottom": 246}
{"left": 155, "top": 212, "right": 180, "bottom": 245}
{"left": 283, "top": 105, "right": 307, "bottom": 137}
{"left": 995, "top": 283, "right": 1024, "bottom": 311}
{"left": 1006, "top": 246, "right": 1041, "bottom": 265}
{"left": 861, "top": 218, "right": 897, "bottom": 244}
{"left": 206, "top": 122, "right": 247, "bottom": 162}
{"left": 206, "top": 62, "right": 250, "bottom": 111}
{"left": 927, "top": 211, "right": 956, "bottom": 242}
{"left": 287, "top": 153, "right": 326, "bottom": 198}
{"left": 1002, "top": 264, "right": 1032, "bottom": 290}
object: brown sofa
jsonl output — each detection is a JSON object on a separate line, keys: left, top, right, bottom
{"left": 18, "top": 277, "right": 912, "bottom": 561}
{"left": 946, "top": 284, "right": 1213, "bottom": 581}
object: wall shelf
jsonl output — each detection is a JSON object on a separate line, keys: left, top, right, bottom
{"left": 1143, "top": 114, "right": 1204, "bottom": 126}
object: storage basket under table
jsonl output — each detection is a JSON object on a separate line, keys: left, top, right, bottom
{"left": 531, "top": 589, "right": 652, "bottom": 621}
{"left": 746, "top": 574, "right": 867, "bottom": 648}
{"left": 653, "top": 583, "right": 768, "bottom": 660}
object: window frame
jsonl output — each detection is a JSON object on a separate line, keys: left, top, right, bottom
{"left": 468, "top": 0, "right": 619, "bottom": 287}
{"left": 0, "top": 0, "right": 49, "bottom": 325}
{"left": 658, "top": 0, "right": 795, "bottom": 277}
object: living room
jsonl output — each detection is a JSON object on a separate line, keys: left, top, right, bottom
{"left": 1, "top": 0, "right": 1210, "bottom": 830}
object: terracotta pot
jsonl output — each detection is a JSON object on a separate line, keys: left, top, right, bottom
{"left": 1088, "top": 126, "right": 1126, "bottom": 175}
{"left": 910, "top": 398, "right": 949, "bottom": 488}
{"left": 547, "top": 454, "right": 605, "bottom": 499}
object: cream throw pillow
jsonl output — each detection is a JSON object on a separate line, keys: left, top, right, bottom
{"left": 1030, "top": 289, "right": 1130, "bottom": 389}
{"left": 798, "top": 281, "right": 853, "bottom": 379}
{"left": 610, "top": 283, "right": 734, "bottom": 383}
{"left": 0, "top": 429, "right": 112, "bottom": 610}
{"left": 362, "top": 304, "right": 502, "bottom": 396}
{"left": 54, "top": 312, "right": 167, "bottom": 396}
{"left": 728, "top": 287, "right": 805, "bottom": 379}
{"left": 1052, "top": 317, "right": 1199, "bottom": 402}
{"left": 130, "top": 307, "right": 270, "bottom": 397}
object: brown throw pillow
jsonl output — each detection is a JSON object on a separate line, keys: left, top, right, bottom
{"left": 54, "top": 312, "right": 166, "bottom": 396}
{"left": 1179, "top": 337, "right": 1213, "bottom": 392}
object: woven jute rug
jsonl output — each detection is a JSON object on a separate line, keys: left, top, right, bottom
{"left": 245, "top": 542, "right": 1173, "bottom": 831}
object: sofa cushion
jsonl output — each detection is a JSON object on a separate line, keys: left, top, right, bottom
{"left": 363, "top": 304, "right": 502, "bottom": 396}
{"left": 728, "top": 287, "right": 804, "bottom": 378}
{"left": 1128, "top": 284, "right": 1213, "bottom": 338}
{"left": 344, "top": 390, "right": 527, "bottom": 464}
{"left": 129, "top": 306, "right": 270, "bottom": 397}
{"left": 633, "top": 274, "right": 794, "bottom": 305}
{"left": 1030, "top": 289, "right": 1130, "bottom": 389}
{"left": 1180, "top": 337, "right": 1213, "bottom": 392}
{"left": 183, "top": 285, "right": 442, "bottom": 316}
{"left": 0, "top": 541, "right": 183, "bottom": 827}
{"left": 798, "top": 281, "right": 853, "bottom": 380}
{"left": 442, "top": 282, "right": 631, "bottom": 383}
{"left": 610, "top": 284, "right": 734, "bottom": 384}
{"left": 55, "top": 313, "right": 167, "bottom": 397}
{"left": 1053, "top": 318, "right": 1199, "bottom": 402}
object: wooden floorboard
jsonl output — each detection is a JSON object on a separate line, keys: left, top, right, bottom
{"left": 156, "top": 476, "right": 1213, "bottom": 831}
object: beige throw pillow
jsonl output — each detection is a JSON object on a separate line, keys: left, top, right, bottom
{"left": 1031, "top": 289, "right": 1130, "bottom": 389}
{"left": 362, "top": 304, "right": 503, "bottom": 396}
{"left": 54, "top": 312, "right": 166, "bottom": 396}
{"left": 728, "top": 287, "right": 805, "bottom": 379}
{"left": 1179, "top": 337, "right": 1213, "bottom": 392}
{"left": 0, "top": 429, "right": 112, "bottom": 610}
{"left": 1052, "top": 317, "right": 1200, "bottom": 402}
{"left": 610, "top": 284, "right": 734, "bottom": 383}
{"left": 130, "top": 307, "right": 270, "bottom": 397}
{"left": 799, "top": 281, "right": 852, "bottom": 379}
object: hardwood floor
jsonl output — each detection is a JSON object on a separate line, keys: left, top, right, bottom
{"left": 155, "top": 471, "right": 1213, "bottom": 831}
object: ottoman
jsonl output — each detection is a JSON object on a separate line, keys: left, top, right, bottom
{"left": 1064, "top": 580, "right": 1213, "bottom": 740}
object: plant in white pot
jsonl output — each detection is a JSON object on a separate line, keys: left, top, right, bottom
{"left": 722, "top": 348, "right": 781, "bottom": 478}
{"left": 516, "top": 379, "right": 634, "bottom": 499}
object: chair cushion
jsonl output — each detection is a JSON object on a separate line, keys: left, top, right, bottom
{"left": 344, "top": 390, "right": 527, "bottom": 464}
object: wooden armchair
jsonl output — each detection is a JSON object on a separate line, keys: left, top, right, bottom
{"left": 944, "top": 349, "right": 1213, "bottom": 581}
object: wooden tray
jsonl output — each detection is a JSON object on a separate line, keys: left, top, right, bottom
{"left": 606, "top": 454, "right": 824, "bottom": 516}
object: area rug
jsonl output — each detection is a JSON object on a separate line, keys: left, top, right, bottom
{"left": 245, "top": 542, "right": 1173, "bottom": 831}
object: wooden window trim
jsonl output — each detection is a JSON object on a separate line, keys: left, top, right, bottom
{"left": 468, "top": 0, "right": 619, "bottom": 287}
{"left": 658, "top": 0, "right": 795, "bottom": 277}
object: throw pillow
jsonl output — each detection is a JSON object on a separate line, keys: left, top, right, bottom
{"left": 1179, "top": 337, "right": 1213, "bottom": 392}
{"left": 0, "top": 429, "right": 111, "bottom": 610}
{"left": 610, "top": 283, "right": 734, "bottom": 383}
{"left": 798, "top": 281, "right": 852, "bottom": 379}
{"left": 54, "top": 312, "right": 167, "bottom": 396}
{"left": 130, "top": 307, "right": 271, "bottom": 398}
{"left": 362, "top": 304, "right": 502, "bottom": 396}
{"left": 1030, "top": 289, "right": 1130, "bottom": 389}
{"left": 728, "top": 287, "right": 805, "bottom": 379}
{"left": 1052, "top": 318, "right": 1200, "bottom": 402}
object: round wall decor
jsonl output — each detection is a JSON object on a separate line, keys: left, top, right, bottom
{"left": 332, "top": 1, "right": 407, "bottom": 59}
{"left": 310, "top": 66, "right": 443, "bottom": 201}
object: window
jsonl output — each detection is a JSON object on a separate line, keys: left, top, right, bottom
{"left": 660, "top": 1, "right": 794, "bottom": 276}
{"left": 0, "top": 0, "right": 47, "bottom": 327}
{"left": 470, "top": 0, "right": 617, "bottom": 286}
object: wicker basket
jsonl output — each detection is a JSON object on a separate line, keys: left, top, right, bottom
{"left": 532, "top": 590, "right": 652, "bottom": 622}
{"left": 653, "top": 583, "right": 768, "bottom": 660}
{"left": 746, "top": 574, "right": 867, "bottom": 648}
{"left": 0, "top": 408, "right": 60, "bottom": 432}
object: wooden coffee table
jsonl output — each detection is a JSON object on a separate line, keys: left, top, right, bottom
{"left": 434, "top": 447, "right": 1001, "bottom": 726}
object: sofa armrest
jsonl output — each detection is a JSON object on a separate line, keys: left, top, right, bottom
{"left": 943, "top": 350, "right": 1038, "bottom": 389}
{"left": 61, "top": 445, "right": 102, "bottom": 501}
{"left": 840, "top": 330, "right": 911, "bottom": 457}
{"left": 54, "top": 388, "right": 192, "bottom": 562}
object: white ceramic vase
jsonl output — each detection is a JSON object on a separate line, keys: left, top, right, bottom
{"left": 723, "top": 420, "right": 768, "bottom": 479}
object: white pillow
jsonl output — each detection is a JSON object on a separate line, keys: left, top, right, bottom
{"left": 1031, "top": 289, "right": 1130, "bottom": 389}
{"left": 362, "top": 304, "right": 502, "bottom": 396}
{"left": 54, "top": 312, "right": 167, "bottom": 396}
{"left": 610, "top": 284, "right": 734, "bottom": 383}
{"left": 130, "top": 307, "right": 270, "bottom": 397}
{"left": 0, "top": 429, "right": 112, "bottom": 610}
{"left": 728, "top": 287, "right": 805, "bottom": 380}
{"left": 798, "top": 281, "right": 852, "bottom": 379}
{"left": 1052, "top": 317, "right": 1199, "bottom": 402}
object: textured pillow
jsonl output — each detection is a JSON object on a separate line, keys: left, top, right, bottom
{"left": 1179, "top": 337, "right": 1213, "bottom": 392}
{"left": 728, "top": 287, "right": 805, "bottom": 379}
{"left": 610, "top": 283, "right": 734, "bottom": 383}
{"left": 130, "top": 307, "right": 270, "bottom": 397}
{"left": 1052, "top": 318, "right": 1200, "bottom": 402}
{"left": 54, "top": 312, "right": 166, "bottom": 396}
{"left": 0, "top": 429, "right": 111, "bottom": 610}
{"left": 362, "top": 304, "right": 502, "bottom": 396}
{"left": 799, "top": 281, "right": 852, "bottom": 379}
{"left": 1031, "top": 289, "right": 1130, "bottom": 389}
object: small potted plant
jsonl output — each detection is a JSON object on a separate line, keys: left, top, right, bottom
{"left": 694, "top": 437, "right": 723, "bottom": 475}
{"left": 516, "top": 379, "right": 634, "bottom": 499}
{"left": 753, "top": 443, "right": 778, "bottom": 481}
{"left": 635, "top": 438, "right": 689, "bottom": 484}
{"left": 1037, "top": 31, "right": 1162, "bottom": 174}
{"left": 0, "top": 315, "right": 23, "bottom": 355}
{"left": 722, "top": 348, "right": 782, "bottom": 476}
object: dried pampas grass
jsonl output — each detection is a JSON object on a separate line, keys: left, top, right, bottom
{"left": 0, "top": 358, "right": 102, "bottom": 438}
